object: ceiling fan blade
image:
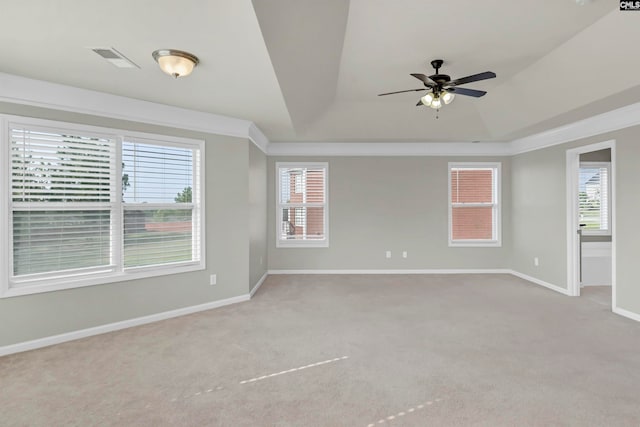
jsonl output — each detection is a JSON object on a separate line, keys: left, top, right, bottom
{"left": 378, "top": 88, "right": 426, "bottom": 96}
{"left": 410, "top": 73, "right": 436, "bottom": 87}
{"left": 447, "top": 87, "right": 487, "bottom": 98}
{"left": 446, "top": 71, "right": 496, "bottom": 87}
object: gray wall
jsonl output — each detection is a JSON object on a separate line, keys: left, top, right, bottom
{"left": 510, "top": 143, "right": 615, "bottom": 287}
{"left": 510, "top": 144, "right": 615, "bottom": 287}
{"left": 0, "top": 102, "right": 251, "bottom": 347}
{"left": 268, "top": 156, "right": 512, "bottom": 270}
{"left": 249, "top": 143, "right": 268, "bottom": 290}
{"left": 511, "top": 125, "right": 640, "bottom": 316}
{"left": 510, "top": 146, "right": 568, "bottom": 286}
{"left": 611, "top": 126, "right": 640, "bottom": 315}
{"left": 3, "top": 100, "right": 639, "bottom": 346}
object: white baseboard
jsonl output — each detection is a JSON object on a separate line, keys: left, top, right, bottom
{"left": 613, "top": 306, "right": 640, "bottom": 322}
{"left": 268, "top": 269, "right": 512, "bottom": 275}
{"left": 0, "top": 294, "right": 250, "bottom": 357}
{"left": 7, "top": 268, "right": 630, "bottom": 358}
{"left": 509, "top": 270, "right": 571, "bottom": 296}
{"left": 268, "top": 270, "right": 575, "bottom": 299}
{"left": 250, "top": 272, "right": 268, "bottom": 297}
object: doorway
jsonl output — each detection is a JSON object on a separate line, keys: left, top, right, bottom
{"left": 566, "top": 141, "right": 616, "bottom": 309}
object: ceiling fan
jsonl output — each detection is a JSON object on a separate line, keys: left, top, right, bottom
{"left": 378, "top": 59, "right": 496, "bottom": 110}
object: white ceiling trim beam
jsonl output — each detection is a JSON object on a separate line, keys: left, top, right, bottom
{"left": 267, "top": 142, "right": 510, "bottom": 156}
{"left": 0, "top": 71, "right": 262, "bottom": 149}
{"left": 268, "top": 98, "right": 640, "bottom": 156}
{"left": 248, "top": 123, "right": 270, "bottom": 153}
{"left": 509, "top": 101, "right": 640, "bottom": 155}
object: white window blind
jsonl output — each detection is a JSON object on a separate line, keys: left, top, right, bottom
{"left": 449, "top": 163, "right": 501, "bottom": 246}
{"left": 579, "top": 162, "right": 610, "bottom": 235}
{"left": 122, "top": 141, "right": 199, "bottom": 268}
{"left": 10, "top": 127, "right": 116, "bottom": 278}
{"left": 277, "top": 163, "right": 328, "bottom": 247}
{"left": 4, "top": 117, "right": 205, "bottom": 297}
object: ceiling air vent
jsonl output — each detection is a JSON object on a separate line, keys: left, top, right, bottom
{"left": 90, "top": 47, "right": 139, "bottom": 68}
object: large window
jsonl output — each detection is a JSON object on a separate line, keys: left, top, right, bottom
{"left": 448, "top": 162, "right": 501, "bottom": 247}
{"left": 2, "top": 116, "right": 204, "bottom": 297}
{"left": 276, "top": 162, "right": 328, "bottom": 248}
{"left": 578, "top": 162, "right": 610, "bottom": 235}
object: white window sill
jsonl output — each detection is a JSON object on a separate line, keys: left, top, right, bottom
{"left": 449, "top": 240, "right": 502, "bottom": 248}
{"left": 276, "top": 239, "right": 329, "bottom": 249}
{"left": 2, "top": 262, "right": 205, "bottom": 298}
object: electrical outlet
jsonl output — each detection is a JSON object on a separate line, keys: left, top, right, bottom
{"left": 534, "top": 257, "right": 539, "bottom": 267}
{"left": 385, "top": 251, "right": 391, "bottom": 259}
{"left": 402, "top": 251, "right": 408, "bottom": 259}
{"left": 260, "top": 257, "right": 263, "bottom": 266}
{"left": 210, "top": 274, "right": 217, "bottom": 285}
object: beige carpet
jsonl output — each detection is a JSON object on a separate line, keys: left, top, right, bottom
{"left": 1, "top": 274, "right": 640, "bottom": 426}
{"left": 581, "top": 285, "right": 612, "bottom": 307}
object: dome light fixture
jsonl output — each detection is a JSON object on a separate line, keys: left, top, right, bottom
{"left": 152, "top": 49, "right": 199, "bottom": 78}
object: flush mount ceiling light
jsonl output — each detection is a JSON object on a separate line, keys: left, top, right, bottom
{"left": 152, "top": 49, "right": 199, "bottom": 78}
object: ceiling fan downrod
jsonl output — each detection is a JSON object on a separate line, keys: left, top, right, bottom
{"left": 431, "top": 59, "right": 443, "bottom": 74}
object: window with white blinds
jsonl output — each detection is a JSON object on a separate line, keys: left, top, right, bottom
{"left": 10, "top": 128, "right": 117, "bottom": 278}
{"left": 579, "top": 162, "right": 610, "bottom": 235}
{"left": 448, "top": 163, "right": 501, "bottom": 247}
{"left": 3, "top": 118, "right": 204, "bottom": 297}
{"left": 276, "top": 163, "right": 328, "bottom": 248}
{"left": 122, "top": 140, "right": 199, "bottom": 268}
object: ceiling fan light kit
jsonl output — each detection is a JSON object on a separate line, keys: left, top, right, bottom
{"left": 152, "top": 49, "right": 199, "bottom": 78}
{"left": 379, "top": 59, "right": 496, "bottom": 114}
{"left": 421, "top": 92, "right": 434, "bottom": 107}
{"left": 442, "top": 91, "right": 455, "bottom": 104}
{"left": 421, "top": 90, "right": 455, "bottom": 109}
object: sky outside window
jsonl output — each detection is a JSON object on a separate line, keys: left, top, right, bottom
{"left": 122, "top": 142, "right": 192, "bottom": 203}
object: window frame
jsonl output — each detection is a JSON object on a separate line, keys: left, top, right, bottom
{"left": 448, "top": 162, "right": 501, "bottom": 247}
{"left": 579, "top": 161, "right": 611, "bottom": 236}
{"left": 276, "top": 162, "right": 329, "bottom": 248}
{"left": 0, "top": 115, "right": 206, "bottom": 298}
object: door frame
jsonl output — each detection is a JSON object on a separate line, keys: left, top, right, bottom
{"left": 565, "top": 140, "right": 616, "bottom": 307}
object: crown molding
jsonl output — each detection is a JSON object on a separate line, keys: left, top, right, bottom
{"left": 270, "top": 98, "right": 640, "bottom": 156}
{"left": 267, "top": 141, "right": 511, "bottom": 156}
{"left": 248, "top": 123, "right": 269, "bottom": 154}
{"left": 0, "top": 71, "right": 252, "bottom": 142}
{"left": 2, "top": 72, "right": 640, "bottom": 157}
{"left": 509, "top": 101, "right": 640, "bottom": 155}
{"left": 269, "top": 98, "right": 640, "bottom": 156}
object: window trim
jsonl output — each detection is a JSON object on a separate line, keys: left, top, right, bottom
{"left": 276, "top": 162, "right": 329, "bottom": 248}
{"left": 579, "top": 161, "right": 611, "bottom": 236}
{"left": 1, "top": 114, "right": 206, "bottom": 298}
{"left": 448, "top": 162, "right": 502, "bottom": 247}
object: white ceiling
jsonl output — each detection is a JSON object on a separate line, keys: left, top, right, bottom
{"left": 1, "top": 1, "right": 638, "bottom": 143}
